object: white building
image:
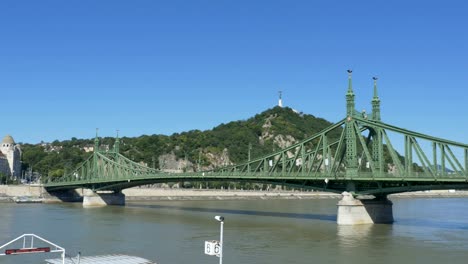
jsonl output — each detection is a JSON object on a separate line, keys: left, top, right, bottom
{"left": 0, "top": 135, "right": 22, "bottom": 179}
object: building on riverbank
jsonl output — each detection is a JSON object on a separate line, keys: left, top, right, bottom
{"left": 0, "top": 135, "right": 21, "bottom": 179}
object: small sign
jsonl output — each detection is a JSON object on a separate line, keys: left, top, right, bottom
{"left": 204, "top": 240, "right": 221, "bottom": 256}
{"left": 5, "top": 247, "right": 51, "bottom": 255}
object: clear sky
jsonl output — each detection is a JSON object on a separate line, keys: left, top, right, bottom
{"left": 1, "top": 0, "right": 467, "bottom": 145}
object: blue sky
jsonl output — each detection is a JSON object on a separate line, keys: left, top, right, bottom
{"left": 1, "top": 0, "right": 467, "bottom": 145}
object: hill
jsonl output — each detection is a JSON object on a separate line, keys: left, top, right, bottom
{"left": 19, "top": 107, "right": 342, "bottom": 180}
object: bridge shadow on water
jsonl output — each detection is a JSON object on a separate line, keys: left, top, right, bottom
{"left": 126, "top": 205, "right": 468, "bottom": 229}
{"left": 127, "top": 204, "right": 337, "bottom": 222}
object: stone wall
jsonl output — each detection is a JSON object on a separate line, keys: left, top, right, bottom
{"left": 0, "top": 185, "right": 44, "bottom": 197}
{"left": 122, "top": 188, "right": 339, "bottom": 200}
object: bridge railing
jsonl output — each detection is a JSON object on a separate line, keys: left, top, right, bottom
{"left": 196, "top": 170, "right": 467, "bottom": 181}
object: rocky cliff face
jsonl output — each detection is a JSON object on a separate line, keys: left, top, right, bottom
{"left": 159, "top": 153, "right": 194, "bottom": 173}
{"left": 159, "top": 148, "right": 233, "bottom": 172}
{"left": 259, "top": 114, "right": 297, "bottom": 148}
{"left": 273, "top": 134, "right": 297, "bottom": 149}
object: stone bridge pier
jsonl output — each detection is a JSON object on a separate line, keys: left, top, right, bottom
{"left": 82, "top": 189, "right": 125, "bottom": 207}
{"left": 337, "top": 192, "right": 394, "bottom": 225}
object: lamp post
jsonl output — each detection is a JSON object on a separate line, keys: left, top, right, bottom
{"left": 214, "top": 215, "right": 224, "bottom": 264}
{"left": 204, "top": 215, "right": 225, "bottom": 263}
{"left": 247, "top": 143, "right": 252, "bottom": 172}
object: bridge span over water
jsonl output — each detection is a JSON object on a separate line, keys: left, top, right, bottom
{"left": 45, "top": 72, "right": 468, "bottom": 225}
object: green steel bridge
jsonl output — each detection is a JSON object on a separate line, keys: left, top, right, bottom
{"left": 45, "top": 72, "right": 468, "bottom": 196}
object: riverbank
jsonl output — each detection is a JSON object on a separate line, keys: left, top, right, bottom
{"left": 390, "top": 190, "right": 468, "bottom": 198}
{"left": 123, "top": 188, "right": 468, "bottom": 201}
{"left": 123, "top": 188, "right": 341, "bottom": 201}
{"left": 1, "top": 185, "right": 468, "bottom": 203}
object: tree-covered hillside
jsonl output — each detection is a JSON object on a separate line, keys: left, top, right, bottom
{"left": 20, "top": 107, "right": 342, "bottom": 179}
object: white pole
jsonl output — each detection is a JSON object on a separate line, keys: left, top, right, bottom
{"left": 219, "top": 220, "right": 224, "bottom": 264}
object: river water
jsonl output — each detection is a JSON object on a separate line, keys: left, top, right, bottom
{"left": 1, "top": 197, "right": 468, "bottom": 264}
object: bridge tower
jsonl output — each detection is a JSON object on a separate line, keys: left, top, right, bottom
{"left": 82, "top": 129, "right": 126, "bottom": 207}
{"left": 93, "top": 129, "right": 99, "bottom": 176}
{"left": 345, "top": 70, "right": 358, "bottom": 178}
{"left": 338, "top": 74, "right": 393, "bottom": 225}
{"left": 94, "top": 128, "right": 100, "bottom": 151}
{"left": 371, "top": 77, "right": 381, "bottom": 121}
{"left": 371, "top": 77, "right": 383, "bottom": 172}
{"left": 114, "top": 130, "right": 120, "bottom": 154}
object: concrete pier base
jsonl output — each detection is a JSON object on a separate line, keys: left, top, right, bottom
{"left": 82, "top": 190, "right": 125, "bottom": 207}
{"left": 337, "top": 192, "right": 393, "bottom": 225}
